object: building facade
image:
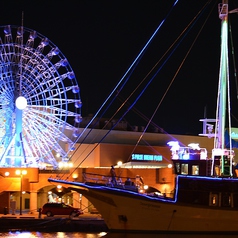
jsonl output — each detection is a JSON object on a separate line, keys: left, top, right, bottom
{"left": 0, "top": 129, "right": 215, "bottom": 214}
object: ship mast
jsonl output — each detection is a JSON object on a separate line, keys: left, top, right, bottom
{"left": 215, "top": 0, "right": 229, "bottom": 174}
{"left": 200, "top": 1, "right": 238, "bottom": 176}
{"left": 203, "top": 0, "right": 236, "bottom": 177}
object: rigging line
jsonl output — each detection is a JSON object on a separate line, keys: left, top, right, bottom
{"left": 71, "top": 84, "right": 176, "bottom": 170}
{"left": 116, "top": 94, "right": 163, "bottom": 131}
{"left": 94, "top": 0, "right": 213, "bottom": 136}
{"left": 76, "top": 88, "right": 153, "bottom": 170}
{"left": 67, "top": 59, "right": 139, "bottom": 164}
{"left": 64, "top": 0, "right": 214, "bottom": 177}
{"left": 70, "top": 0, "right": 178, "bottom": 141}
{"left": 67, "top": 67, "right": 167, "bottom": 177}
{"left": 114, "top": 0, "right": 214, "bottom": 132}
{"left": 66, "top": 60, "right": 140, "bottom": 168}
{"left": 62, "top": 2, "right": 211, "bottom": 180}
{"left": 68, "top": 74, "right": 165, "bottom": 171}
{"left": 65, "top": 0, "right": 180, "bottom": 165}
{"left": 221, "top": 7, "right": 238, "bottom": 156}
{"left": 227, "top": 16, "right": 233, "bottom": 168}
{"left": 74, "top": 28, "right": 194, "bottom": 171}
{"left": 227, "top": 30, "right": 233, "bottom": 176}
{"left": 126, "top": 0, "right": 215, "bottom": 162}
{"left": 117, "top": 93, "right": 188, "bottom": 151}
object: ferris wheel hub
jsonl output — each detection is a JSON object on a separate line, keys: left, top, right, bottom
{"left": 15, "top": 96, "right": 27, "bottom": 110}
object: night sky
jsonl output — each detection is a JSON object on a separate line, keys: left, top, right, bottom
{"left": 1, "top": 0, "right": 238, "bottom": 136}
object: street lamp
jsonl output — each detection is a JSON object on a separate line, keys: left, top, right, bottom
{"left": 15, "top": 169, "right": 27, "bottom": 215}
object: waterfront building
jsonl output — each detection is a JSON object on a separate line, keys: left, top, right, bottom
{"left": 0, "top": 126, "right": 215, "bottom": 215}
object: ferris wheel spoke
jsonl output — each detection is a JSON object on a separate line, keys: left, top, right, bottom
{"left": 23, "top": 120, "right": 67, "bottom": 161}
{"left": 25, "top": 108, "right": 76, "bottom": 144}
{"left": 28, "top": 105, "right": 81, "bottom": 122}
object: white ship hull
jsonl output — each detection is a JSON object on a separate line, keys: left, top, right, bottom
{"left": 48, "top": 178, "right": 238, "bottom": 233}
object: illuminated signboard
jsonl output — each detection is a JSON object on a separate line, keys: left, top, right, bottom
{"left": 132, "top": 154, "right": 162, "bottom": 161}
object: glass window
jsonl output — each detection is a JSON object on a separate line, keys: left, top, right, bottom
{"left": 222, "top": 193, "right": 231, "bottom": 207}
{"left": 192, "top": 165, "right": 199, "bottom": 175}
{"left": 210, "top": 193, "right": 218, "bottom": 206}
{"left": 181, "top": 164, "right": 188, "bottom": 175}
{"left": 175, "top": 163, "right": 180, "bottom": 173}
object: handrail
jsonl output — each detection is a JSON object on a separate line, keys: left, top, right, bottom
{"left": 82, "top": 172, "right": 110, "bottom": 184}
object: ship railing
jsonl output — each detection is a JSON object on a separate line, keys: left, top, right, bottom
{"left": 82, "top": 172, "right": 146, "bottom": 192}
{"left": 83, "top": 172, "right": 110, "bottom": 185}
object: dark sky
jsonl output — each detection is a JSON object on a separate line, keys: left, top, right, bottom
{"left": 1, "top": 0, "right": 238, "bottom": 136}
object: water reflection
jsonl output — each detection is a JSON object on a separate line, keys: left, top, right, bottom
{"left": 0, "top": 232, "right": 236, "bottom": 238}
{"left": 0, "top": 231, "right": 107, "bottom": 238}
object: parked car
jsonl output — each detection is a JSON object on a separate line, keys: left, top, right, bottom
{"left": 41, "top": 202, "right": 83, "bottom": 217}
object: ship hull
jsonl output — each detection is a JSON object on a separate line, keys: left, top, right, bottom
{"left": 49, "top": 178, "right": 238, "bottom": 233}
{"left": 80, "top": 187, "right": 238, "bottom": 233}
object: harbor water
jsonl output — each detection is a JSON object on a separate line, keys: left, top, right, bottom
{"left": 0, "top": 232, "right": 237, "bottom": 238}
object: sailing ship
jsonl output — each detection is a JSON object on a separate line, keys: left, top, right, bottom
{"left": 49, "top": 0, "right": 238, "bottom": 233}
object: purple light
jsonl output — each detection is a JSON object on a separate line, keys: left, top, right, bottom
{"left": 75, "top": 100, "right": 82, "bottom": 108}
{"left": 72, "top": 86, "right": 80, "bottom": 93}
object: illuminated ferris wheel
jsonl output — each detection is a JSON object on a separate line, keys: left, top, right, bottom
{"left": 0, "top": 25, "right": 82, "bottom": 168}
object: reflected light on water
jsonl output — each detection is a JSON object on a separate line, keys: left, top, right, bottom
{"left": 0, "top": 232, "right": 236, "bottom": 238}
{"left": 0, "top": 232, "right": 108, "bottom": 238}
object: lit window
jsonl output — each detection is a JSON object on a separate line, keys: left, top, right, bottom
{"left": 181, "top": 164, "right": 188, "bottom": 175}
{"left": 210, "top": 193, "right": 218, "bottom": 206}
{"left": 192, "top": 165, "right": 199, "bottom": 175}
